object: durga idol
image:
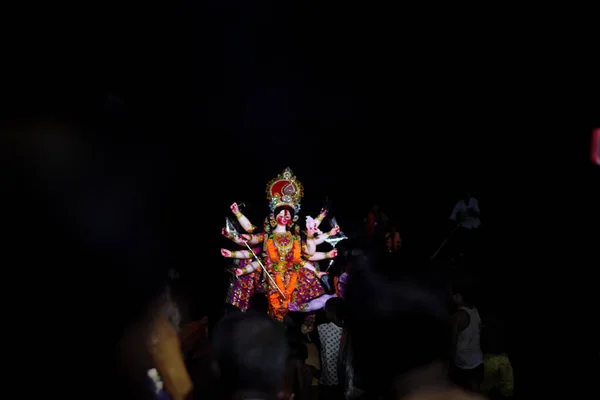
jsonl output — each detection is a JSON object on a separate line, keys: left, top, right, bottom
{"left": 220, "top": 167, "right": 337, "bottom": 322}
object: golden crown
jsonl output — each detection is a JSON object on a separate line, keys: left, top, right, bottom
{"left": 265, "top": 167, "right": 304, "bottom": 212}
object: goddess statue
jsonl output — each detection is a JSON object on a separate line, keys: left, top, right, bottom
{"left": 220, "top": 167, "right": 339, "bottom": 325}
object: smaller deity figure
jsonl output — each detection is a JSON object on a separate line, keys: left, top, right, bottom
{"left": 302, "top": 213, "right": 341, "bottom": 258}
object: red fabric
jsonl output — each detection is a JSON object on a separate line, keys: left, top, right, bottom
{"left": 270, "top": 180, "right": 289, "bottom": 198}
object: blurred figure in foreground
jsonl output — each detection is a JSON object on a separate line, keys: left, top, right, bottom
{"left": 317, "top": 297, "right": 345, "bottom": 399}
{"left": 285, "top": 318, "right": 313, "bottom": 400}
{"left": 345, "top": 262, "right": 484, "bottom": 399}
{"left": 3, "top": 101, "right": 182, "bottom": 399}
{"left": 212, "top": 311, "right": 290, "bottom": 400}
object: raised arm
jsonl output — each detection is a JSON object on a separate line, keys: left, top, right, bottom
{"left": 313, "top": 225, "right": 340, "bottom": 245}
{"left": 231, "top": 202, "right": 257, "bottom": 233}
{"left": 308, "top": 249, "right": 337, "bottom": 261}
{"left": 314, "top": 208, "right": 327, "bottom": 229}
{"left": 220, "top": 248, "right": 253, "bottom": 260}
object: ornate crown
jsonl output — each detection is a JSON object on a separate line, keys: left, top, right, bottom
{"left": 266, "top": 167, "right": 304, "bottom": 212}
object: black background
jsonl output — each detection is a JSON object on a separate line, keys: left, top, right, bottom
{"left": 3, "top": 3, "right": 599, "bottom": 396}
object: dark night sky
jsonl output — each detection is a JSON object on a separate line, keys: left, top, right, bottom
{"left": 5, "top": 3, "right": 599, "bottom": 316}
{"left": 3, "top": 9, "right": 599, "bottom": 399}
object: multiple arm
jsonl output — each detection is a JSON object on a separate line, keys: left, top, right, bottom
{"left": 304, "top": 226, "right": 340, "bottom": 261}
{"left": 221, "top": 203, "right": 337, "bottom": 278}
{"left": 222, "top": 228, "right": 265, "bottom": 246}
{"left": 220, "top": 230, "right": 265, "bottom": 276}
{"left": 231, "top": 202, "right": 257, "bottom": 233}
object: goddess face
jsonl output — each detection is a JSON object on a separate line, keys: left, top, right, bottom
{"left": 276, "top": 208, "right": 292, "bottom": 226}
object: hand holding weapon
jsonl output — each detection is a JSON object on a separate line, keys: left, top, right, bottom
{"left": 323, "top": 217, "right": 348, "bottom": 272}
{"left": 225, "top": 217, "right": 285, "bottom": 297}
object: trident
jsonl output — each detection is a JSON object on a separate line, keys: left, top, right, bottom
{"left": 225, "top": 218, "right": 285, "bottom": 298}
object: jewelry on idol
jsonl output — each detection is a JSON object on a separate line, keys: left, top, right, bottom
{"left": 269, "top": 213, "right": 277, "bottom": 227}
{"left": 265, "top": 167, "right": 304, "bottom": 212}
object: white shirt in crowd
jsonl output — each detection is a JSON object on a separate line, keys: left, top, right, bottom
{"left": 449, "top": 197, "right": 481, "bottom": 230}
{"left": 454, "top": 306, "right": 483, "bottom": 370}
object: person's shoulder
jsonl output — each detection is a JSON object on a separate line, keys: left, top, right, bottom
{"left": 453, "top": 308, "right": 469, "bottom": 318}
{"left": 452, "top": 309, "right": 470, "bottom": 328}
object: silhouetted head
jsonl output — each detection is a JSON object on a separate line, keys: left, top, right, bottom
{"left": 345, "top": 261, "right": 453, "bottom": 397}
{"left": 452, "top": 278, "right": 478, "bottom": 308}
{"left": 324, "top": 297, "right": 345, "bottom": 327}
{"left": 212, "top": 311, "right": 289, "bottom": 399}
{"left": 3, "top": 112, "right": 172, "bottom": 399}
{"left": 463, "top": 188, "right": 472, "bottom": 201}
{"left": 248, "top": 293, "right": 269, "bottom": 314}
